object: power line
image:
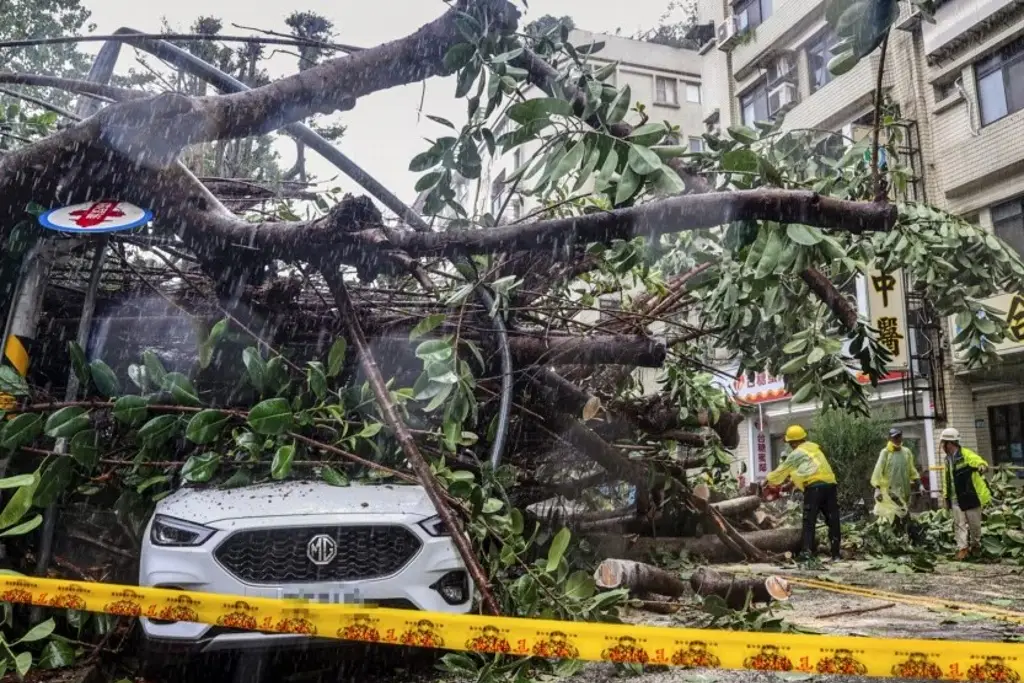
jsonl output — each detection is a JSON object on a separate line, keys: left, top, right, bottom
{"left": 0, "top": 32, "right": 363, "bottom": 54}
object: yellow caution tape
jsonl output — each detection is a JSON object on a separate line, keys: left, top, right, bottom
{"left": 0, "top": 575, "right": 1021, "bottom": 679}
{"left": 0, "top": 334, "right": 29, "bottom": 416}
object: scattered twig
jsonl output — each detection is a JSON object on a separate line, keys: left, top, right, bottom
{"left": 66, "top": 530, "right": 135, "bottom": 560}
{"left": 818, "top": 602, "right": 896, "bottom": 620}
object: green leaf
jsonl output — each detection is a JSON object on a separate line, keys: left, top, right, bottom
{"left": 414, "top": 171, "right": 443, "bottom": 193}
{"left": 0, "top": 366, "right": 28, "bottom": 396}
{"left": 359, "top": 422, "right": 383, "bottom": 438}
{"left": 455, "top": 140, "right": 482, "bottom": 179}
{"left": 0, "top": 472, "right": 37, "bottom": 529}
{"left": 182, "top": 453, "right": 220, "bottom": 483}
{"left": 44, "top": 407, "right": 90, "bottom": 438}
{"left": 828, "top": 49, "right": 859, "bottom": 76}
{"left": 199, "top": 318, "right": 229, "bottom": 369}
{"left": 721, "top": 148, "right": 759, "bottom": 173}
{"left": 454, "top": 62, "right": 480, "bottom": 99}
{"left": 627, "top": 122, "right": 667, "bottom": 146}
{"left": 415, "top": 339, "right": 453, "bottom": 363}
{"left": 0, "top": 514, "right": 41, "bottom": 538}
{"left": 69, "top": 430, "right": 99, "bottom": 471}
{"left": 443, "top": 43, "right": 475, "bottom": 71}
{"left": 143, "top": 349, "right": 167, "bottom": 387}
{"left": 627, "top": 144, "right": 663, "bottom": 175}
{"left": 38, "top": 640, "right": 75, "bottom": 669}
{"left": 506, "top": 98, "right": 574, "bottom": 125}
{"left": 321, "top": 466, "right": 349, "bottom": 487}
{"left": 67, "top": 342, "right": 90, "bottom": 387}
{"left": 565, "top": 570, "right": 596, "bottom": 599}
{"left": 327, "top": 338, "right": 347, "bottom": 378}
{"left": 727, "top": 125, "right": 759, "bottom": 143}
{"left": 0, "top": 475, "right": 34, "bottom": 490}
{"left": 93, "top": 359, "right": 124, "bottom": 397}
{"left": 307, "top": 362, "right": 327, "bottom": 400}
{"left": 137, "top": 415, "right": 179, "bottom": 446}
{"left": 546, "top": 528, "right": 571, "bottom": 572}
{"left": 271, "top": 444, "right": 295, "bottom": 480}
{"left": 615, "top": 167, "right": 642, "bottom": 205}
{"left": 606, "top": 84, "right": 631, "bottom": 124}
{"left": 783, "top": 339, "right": 809, "bottom": 354}
{"left": 185, "top": 410, "right": 230, "bottom": 444}
{"left": 551, "top": 140, "right": 587, "bottom": 181}
{"left": 786, "top": 224, "right": 824, "bottom": 246}
{"left": 247, "top": 398, "right": 294, "bottom": 436}
{"left": 780, "top": 355, "right": 808, "bottom": 374}
{"left": 791, "top": 383, "right": 815, "bottom": 404}
{"left": 113, "top": 396, "right": 148, "bottom": 426}
{"left": 14, "top": 652, "right": 31, "bottom": 677}
{"left": 0, "top": 414, "right": 42, "bottom": 451}
{"left": 409, "top": 148, "right": 442, "bottom": 172}
{"left": 34, "top": 457, "right": 73, "bottom": 508}
{"left": 242, "top": 348, "right": 267, "bottom": 391}
{"left": 808, "top": 347, "right": 826, "bottom": 364}
{"left": 409, "top": 313, "right": 446, "bottom": 340}
{"left": 163, "top": 372, "right": 200, "bottom": 406}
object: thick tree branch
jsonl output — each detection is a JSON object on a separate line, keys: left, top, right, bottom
{"left": 323, "top": 271, "right": 500, "bottom": 616}
{"left": 800, "top": 268, "right": 860, "bottom": 330}
{"left": 0, "top": 73, "right": 139, "bottom": 101}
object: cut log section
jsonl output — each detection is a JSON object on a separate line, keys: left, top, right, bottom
{"left": 594, "top": 559, "right": 688, "bottom": 598}
{"left": 588, "top": 526, "right": 801, "bottom": 563}
{"left": 710, "top": 495, "right": 761, "bottom": 518}
{"left": 689, "top": 566, "right": 791, "bottom": 610}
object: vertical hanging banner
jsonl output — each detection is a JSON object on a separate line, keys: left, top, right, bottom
{"left": 751, "top": 416, "right": 771, "bottom": 482}
{"left": 0, "top": 334, "right": 30, "bottom": 414}
{"left": 866, "top": 264, "right": 909, "bottom": 370}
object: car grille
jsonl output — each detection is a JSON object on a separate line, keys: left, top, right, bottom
{"left": 214, "top": 525, "right": 422, "bottom": 584}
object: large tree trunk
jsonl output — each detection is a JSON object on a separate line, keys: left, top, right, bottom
{"left": 689, "top": 567, "right": 791, "bottom": 610}
{"left": 594, "top": 559, "right": 688, "bottom": 598}
{"left": 711, "top": 495, "right": 761, "bottom": 518}
{"left": 588, "top": 527, "right": 801, "bottom": 563}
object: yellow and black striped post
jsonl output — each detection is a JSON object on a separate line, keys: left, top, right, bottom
{"left": 0, "top": 334, "right": 29, "bottom": 415}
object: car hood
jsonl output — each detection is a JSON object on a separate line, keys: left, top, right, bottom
{"left": 154, "top": 481, "right": 437, "bottom": 524}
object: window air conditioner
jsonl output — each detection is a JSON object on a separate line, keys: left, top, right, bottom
{"left": 768, "top": 82, "right": 797, "bottom": 114}
{"left": 717, "top": 15, "right": 739, "bottom": 50}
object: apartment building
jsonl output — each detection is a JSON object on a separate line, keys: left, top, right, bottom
{"left": 698, "top": 0, "right": 1024, "bottom": 487}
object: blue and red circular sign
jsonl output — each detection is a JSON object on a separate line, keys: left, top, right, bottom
{"left": 38, "top": 200, "right": 152, "bottom": 234}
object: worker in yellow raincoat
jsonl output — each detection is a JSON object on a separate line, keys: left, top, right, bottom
{"left": 939, "top": 428, "right": 991, "bottom": 561}
{"left": 871, "top": 427, "right": 922, "bottom": 541}
{"left": 765, "top": 425, "right": 841, "bottom": 561}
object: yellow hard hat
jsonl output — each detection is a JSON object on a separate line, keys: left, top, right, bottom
{"left": 784, "top": 425, "right": 807, "bottom": 443}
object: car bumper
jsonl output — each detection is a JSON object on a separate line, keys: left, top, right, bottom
{"left": 138, "top": 512, "right": 472, "bottom": 650}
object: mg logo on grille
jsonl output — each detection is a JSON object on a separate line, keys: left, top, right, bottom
{"left": 306, "top": 534, "right": 337, "bottom": 566}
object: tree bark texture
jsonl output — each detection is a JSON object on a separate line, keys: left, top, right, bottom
{"left": 710, "top": 495, "right": 762, "bottom": 519}
{"left": 594, "top": 559, "right": 688, "bottom": 598}
{"left": 587, "top": 527, "right": 801, "bottom": 563}
{"left": 689, "top": 567, "right": 791, "bottom": 610}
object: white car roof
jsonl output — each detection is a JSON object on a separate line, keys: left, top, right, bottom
{"left": 154, "top": 480, "right": 437, "bottom": 524}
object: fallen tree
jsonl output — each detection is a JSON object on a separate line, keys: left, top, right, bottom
{"left": 588, "top": 528, "right": 803, "bottom": 563}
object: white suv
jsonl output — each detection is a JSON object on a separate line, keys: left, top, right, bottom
{"left": 138, "top": 481, "right": 473, "bottom": 655}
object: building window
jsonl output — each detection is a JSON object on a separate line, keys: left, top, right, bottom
{"left": 689, "top": 136, "right": 704, "bottom": 152}
{"left": 490, "top": 169, "right": 506, "bottom": 218}
{"left": 807, "top": 29, "right": 839, "bottom": 93}
{"left": 685, "top": 83, "right": 701, "bottom": 103}
{"left": 734, "top": 0, "right": 772, "bottom": 31}
{"left": 740, "top": 80, "right": 770, "bottom": 126}
{"left": 513, "top": 149, "right": 523, "bottom": 169}
{"left": 989, "top": 403, "right": 1024, "bottom": 469}
{"left": 655, "top": 76, "right": 678, "bottom": 105}
{"left": 976, "top": 38, "right": 1024, "bottom": 126}
{"left": 991, "top": 197, "right": 1024, "bottom": 257}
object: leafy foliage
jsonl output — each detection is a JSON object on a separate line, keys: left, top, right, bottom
{"left": 810, "top": 407, "right": 894, "bottom": 510}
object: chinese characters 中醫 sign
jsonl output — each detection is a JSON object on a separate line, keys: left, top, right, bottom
{"left": 866, "top": 265, "right": 909, "bottom": 370}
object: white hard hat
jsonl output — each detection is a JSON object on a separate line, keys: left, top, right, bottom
{"left": 940, "top": 427, "right": 960, "bottom": 442}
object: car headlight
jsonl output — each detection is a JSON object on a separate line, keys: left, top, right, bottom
{"left": 418, "top": 515, "right": 450, "bottom": 537}
{"left": 150, "top": 515, "right": 215, "bottom": 547}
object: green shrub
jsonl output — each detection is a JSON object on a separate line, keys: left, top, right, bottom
{"left": 808, "top": 407, "right": 895, "bottom": 511}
